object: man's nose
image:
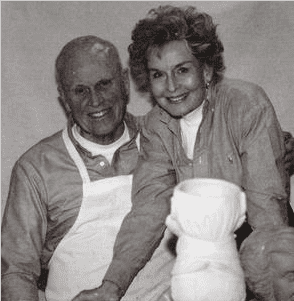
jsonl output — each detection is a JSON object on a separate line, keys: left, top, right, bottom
{"left": 89, "top": 90, "right": 103, "bottom": 106}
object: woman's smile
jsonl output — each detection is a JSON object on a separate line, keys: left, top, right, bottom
{"left": 167, "top": 92, "right": 189, "bottom": 104}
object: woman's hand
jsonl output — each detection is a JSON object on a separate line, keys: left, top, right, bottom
{"left": 71, "top": 281, "right": 122, "bottom": 301}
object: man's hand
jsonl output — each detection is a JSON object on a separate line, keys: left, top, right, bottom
{"left": 284, "top": 131, "right": 294, "bottom": 177}
{"left": 71, "top": 281, "right": 122, "bottom": 301}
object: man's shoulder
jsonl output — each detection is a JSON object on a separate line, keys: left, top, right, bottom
{"left": 17, "top": 130, "right": 65, "bottom": 165}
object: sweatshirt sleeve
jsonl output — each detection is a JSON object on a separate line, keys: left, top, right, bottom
{"left": 231, "top": 85, "right": 290, "bottom": 229}
{"left": 1, "top": 161, "right": 47, "bottom": 301}
{"left": 103, "top": 121, "right": 176, "bottom": 294}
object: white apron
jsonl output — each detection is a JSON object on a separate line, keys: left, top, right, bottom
{"left": 45, "top": 129, "right": 174, "bottom": 301}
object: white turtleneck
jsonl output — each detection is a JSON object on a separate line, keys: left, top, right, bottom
{"left": 180, "top": 101, "right": 204, "bottom": 160}
{"left": 72, "top": 123, "right": 130, "bottom": 163}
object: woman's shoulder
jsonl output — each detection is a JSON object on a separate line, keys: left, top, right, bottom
{"left": 218, "top": 77, "right": 264, "bottom": 97}
{"left": 216, "top": 77, "right": 271, "bottom": 108}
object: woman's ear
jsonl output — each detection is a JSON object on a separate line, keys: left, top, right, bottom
{"left": 203, "top": 64, "right": 213, "bottom": 84}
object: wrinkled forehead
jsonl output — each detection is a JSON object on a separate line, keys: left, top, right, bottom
{"left": 60, "top": 46, "right": 120, "bottom": 88}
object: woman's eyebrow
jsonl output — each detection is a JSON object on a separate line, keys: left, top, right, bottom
{"left": 148, "top": 61, "right": 193, "bottom": 72}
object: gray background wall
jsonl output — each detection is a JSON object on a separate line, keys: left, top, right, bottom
{"left": 2, "top": 1, "right": 294, "bottom": 210}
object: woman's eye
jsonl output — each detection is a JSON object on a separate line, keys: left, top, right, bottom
{"left": 285, "top": 272, "right": 294, "bottom": 282}
{"left": 150, "top": 71, "right": 163, "bottom": 80}
{"left": 177, "top": 66, "right": 189, "bottom": 74}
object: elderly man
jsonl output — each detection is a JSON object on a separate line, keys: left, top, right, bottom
{"left": 1, "top": 36, "right": 175, "bottom": 301}
{"left": 240, "top": 227, "right": 294, "bottom": 301}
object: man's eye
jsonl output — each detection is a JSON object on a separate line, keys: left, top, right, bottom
{"left": 75, "top": 87, "right": 88, "bottom": 95}
{"left": 100, "top": 79, "right": 112, "bottom": 87}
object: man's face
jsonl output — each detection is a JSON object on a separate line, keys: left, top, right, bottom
{"left": 271, "top": 252, "right": 294, "bottom": 301}
{"left": 61, "top": 46, "right": 129, "bottom": 145}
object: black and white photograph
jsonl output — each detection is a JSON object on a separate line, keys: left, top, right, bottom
{"left": 2, "top": 2, "right": 294, "bottom": 301}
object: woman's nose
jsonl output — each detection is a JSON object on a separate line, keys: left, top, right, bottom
{"left": 166, "top": 75, "right": 178, "bottom": 92}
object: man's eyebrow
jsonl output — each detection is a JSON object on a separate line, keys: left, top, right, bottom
{"left": 95, "top": 77, "right": 114, "bottom": 85}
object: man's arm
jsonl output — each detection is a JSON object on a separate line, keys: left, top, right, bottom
{"left": 1, "top": 161, "right": 47, "bottom": 301}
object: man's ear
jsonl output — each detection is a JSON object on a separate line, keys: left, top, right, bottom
{"left": 122, "top": 68, "right": 130, "bottom": 97}
{"left": 58, "top": 86, "right": 71, "bottom": 116}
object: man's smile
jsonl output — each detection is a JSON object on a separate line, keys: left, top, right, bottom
{"left": 88, "top": 108, "right": 111, "bottom": 119}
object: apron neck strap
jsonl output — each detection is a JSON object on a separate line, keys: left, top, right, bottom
{"left": 62, "top": 128, "right": 90, "bottom": 183}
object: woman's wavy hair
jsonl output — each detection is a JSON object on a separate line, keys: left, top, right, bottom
{"left": 128, "top": 5, "right": 225, "bottom": 93}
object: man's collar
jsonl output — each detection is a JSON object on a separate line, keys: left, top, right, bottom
{"left": 66, "top": 112, "right": 140, "bottom": 158}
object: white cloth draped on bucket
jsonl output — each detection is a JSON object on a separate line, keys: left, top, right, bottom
{"left": 166, "top": 178, "right": 247, "bottom": 301}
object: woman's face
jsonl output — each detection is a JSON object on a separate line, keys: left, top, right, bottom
{"left": 147, "top": 40, "right": 212, "bottom": 117}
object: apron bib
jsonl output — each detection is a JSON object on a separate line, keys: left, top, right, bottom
{"left": 45, "top": 129, "right": 174, "bottom": 301}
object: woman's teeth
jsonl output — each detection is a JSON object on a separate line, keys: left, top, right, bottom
{"left": 168, "top": 93, "right": 187, "bottom": 103}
